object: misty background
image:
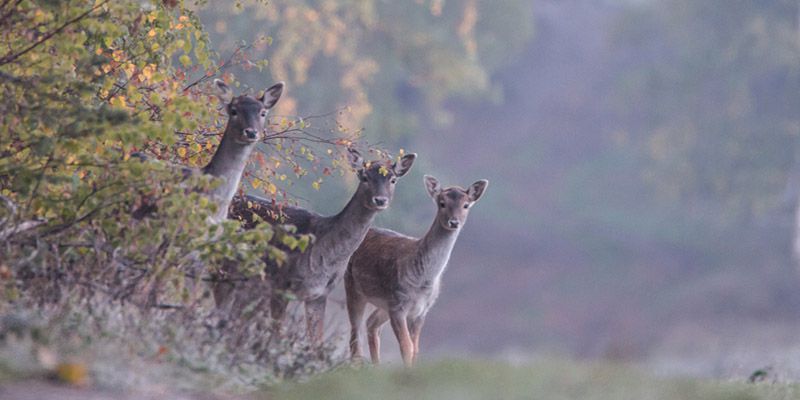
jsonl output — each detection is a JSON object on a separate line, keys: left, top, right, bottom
{"left": 200, "top": 0, "right": 800, "bottom": 377}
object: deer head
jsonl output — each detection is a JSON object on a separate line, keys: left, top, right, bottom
{"left": 424, "top": 175, "right": 488, "bottom": 230}
{"left": 214, "top": 79, "right": 284, "bottom": 145}
{"left": 347, "top": 149, "right": 416, "bottom": 211}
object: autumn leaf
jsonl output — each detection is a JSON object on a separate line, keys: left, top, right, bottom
{"left": 56, "top": 362, "right": 89, "bottom": 386}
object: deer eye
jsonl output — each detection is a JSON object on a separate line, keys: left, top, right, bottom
{"left": 439, "top": 201, "right": 445, "bottom": 208}
{"left": 390, "top": 178, "right": 397, "bottom": 184}
{"left": 230, "top": 108, "right": 238, "bottom": 116}
{"left": 260, "top": 111, "right": 267, "bottom": 118}
{"left": 463, "top": 203, "right": 470, "bottom": 209}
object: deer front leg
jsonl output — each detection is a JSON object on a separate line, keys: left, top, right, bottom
{"left": 346, "top": 282, "right": 368, "bottom": 360}
{"left": 366, "top": 309, "right": 389, "bottom": 364}
{"left": 389, "top": 311, "right": 414, "bottom": 367}
{"left": 408, "top": 315, "right": 426, "bottom": 364}
{"left": 304, "top": 296, "right": 327, "bottom": 344}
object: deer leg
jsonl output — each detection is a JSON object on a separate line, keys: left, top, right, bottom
{"left": 345, "top": 276, "right": 367, "bottom": 360}
{"left": 408, "top": 315, "right": 426, "bottom": 364}
{"left": 366, "top": 309, "right": 389, "bottom": 364}
{"left": 389, "top": 311, "right": 414, "bottom": 367}
{"left": 304, "top": 296, "right": 327, "bottom": 344}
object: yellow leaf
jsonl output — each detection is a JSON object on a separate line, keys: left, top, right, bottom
{"left": 95, "top": 47, "right": 103, "bottom": 55}
{"left": 123, "top": 63, "right": 135, "bottom": 78}
{"left": 206, "top": 141, "right": 213, "bottom": 150}
{"left": 193, "top": 143, "right": 202, "bottom": 153}
{"left": 252, "top": 179, "right": 261, "bottom": 189}
{"left": 147, "top": 29, "right": 156, "bottom": 37}
{"left": 267, "top": 182, "right": 277, "bottom": 194}
{"left": 111, "top": 96, "right": 126, "bottom": 108}
{"left": 177, "top": 147, "right": 187, "bottom": 158}
{"left": 378, "top": 166, "right": 389, "bottom": 176}
{"left": 311, "top": 181, "right": 320, "bottom": 190}
{"left": 56, "top": 362, "right": 88, "bottom": 386}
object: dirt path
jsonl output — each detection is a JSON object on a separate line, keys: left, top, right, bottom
{"left": 0, "top": 381, "right": 249, "bottom": 400}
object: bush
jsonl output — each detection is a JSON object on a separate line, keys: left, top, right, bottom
{"left": 0, "top": 0, "right": 347, "bottom": 386}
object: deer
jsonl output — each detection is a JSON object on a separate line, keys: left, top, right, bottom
{"left": 133, "top": 79, "right": 284, "bottom": 224}
{"left": 215, "top": 149, "right": 417, "bottom": 343}
{"left": 345, "top": 175, "right": 488, "bottom": 367}
{"left": 199, "top": 79, "right": 284, "bottom": 223}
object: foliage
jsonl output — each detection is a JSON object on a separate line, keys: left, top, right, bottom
{"left": 198, "top": 0, "right": 533, "bottom": 144}
{"left": 0, "top": 0, "right": 274, "bottom": 307}
{"left": 610, "top": 0, "right": 800, "bottom": 226}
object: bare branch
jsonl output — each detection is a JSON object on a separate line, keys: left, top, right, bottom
{"left": 182, "top": 43, "right": 251, "bottom": 92}
{"left": 0, "top": 218, "right": 46, "bottom": 241}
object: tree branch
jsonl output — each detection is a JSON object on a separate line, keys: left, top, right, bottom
{"left": 0, "top": 0, "right": 110, "bottom": 66}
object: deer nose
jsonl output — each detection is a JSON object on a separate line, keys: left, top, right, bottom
{"left": 447, "top": 219, "right": 460, "bottom": 229}
{"left": 372, "top": 197, "right": 388, "bottom": 208}
{"left": 244, "top": 128, "right": 258, "bottom": 140}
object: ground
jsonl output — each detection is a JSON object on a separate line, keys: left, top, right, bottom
{"left": 2, "top": 359, "right": 798, "bottom": 400}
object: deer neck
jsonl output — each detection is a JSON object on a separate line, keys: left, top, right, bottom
{"left": 319, "top": 186, "right": 378, "bottom": 261}
{"left": 202, "top": 129, "right": 256, "bottom": 222}
{"left": 415, "top": 219, "right": 460, "bottom": 283}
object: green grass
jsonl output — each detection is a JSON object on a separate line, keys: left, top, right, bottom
{"left": 267, "top": 359, "right": 799, "bottom": 400}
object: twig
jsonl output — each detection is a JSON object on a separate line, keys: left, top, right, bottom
{"left": 0, "top": 0, "right": 111, "bottom": 65}
{"left": 182, "top": 43, "right": 251, "bottom": 92}
{"left": 0, "top": 219, "right": 46, "bottom": 241}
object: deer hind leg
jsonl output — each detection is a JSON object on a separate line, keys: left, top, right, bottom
{"left": 366, "top": 308, "right": 389, "bottom": 364}
{"left": 345, "top": 276, "right": 368, "bottom": 360}
{"left": 389, "top": 311, "right": 414, "bottom": 367}
{"left": 304, "top": 296, "right": 327, "bottom": 344}
{"left": 408, "top": 315, "right": 426, "bottom": 364}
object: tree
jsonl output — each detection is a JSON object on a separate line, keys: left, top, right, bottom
{"left": 0, "top": 0, "right": 341, "bottom": 305}
{"left": 611, "top": 0, "right": 800, "bottom": 229}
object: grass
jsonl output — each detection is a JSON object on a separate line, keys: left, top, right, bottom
{"left": 267, "top": 359, "right": 800, "bottom": 400}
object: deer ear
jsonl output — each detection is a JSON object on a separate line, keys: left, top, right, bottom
{"left": 347, "top": 148, "right": 365, "bottom": 170}
{"left": 260, "top": 81, "right": 285, "bottom": 109}
{"left": 393, "top": 153, "right": 416, "bottom": 177}
{"left": 424, "top": 175, "right": 441, "bottom": 199}
{"left": 467, "top": 179, "right": 489, "bottom": 202}
{"left": 214, "top": 79, "right": 233, "bottom": 104}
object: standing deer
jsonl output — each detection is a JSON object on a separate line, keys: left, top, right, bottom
{"left": 345, "top": 175, "right": 488, "bottom": 367}
{"left": 218, "top": 149, "right": 417, "bottom": 343}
